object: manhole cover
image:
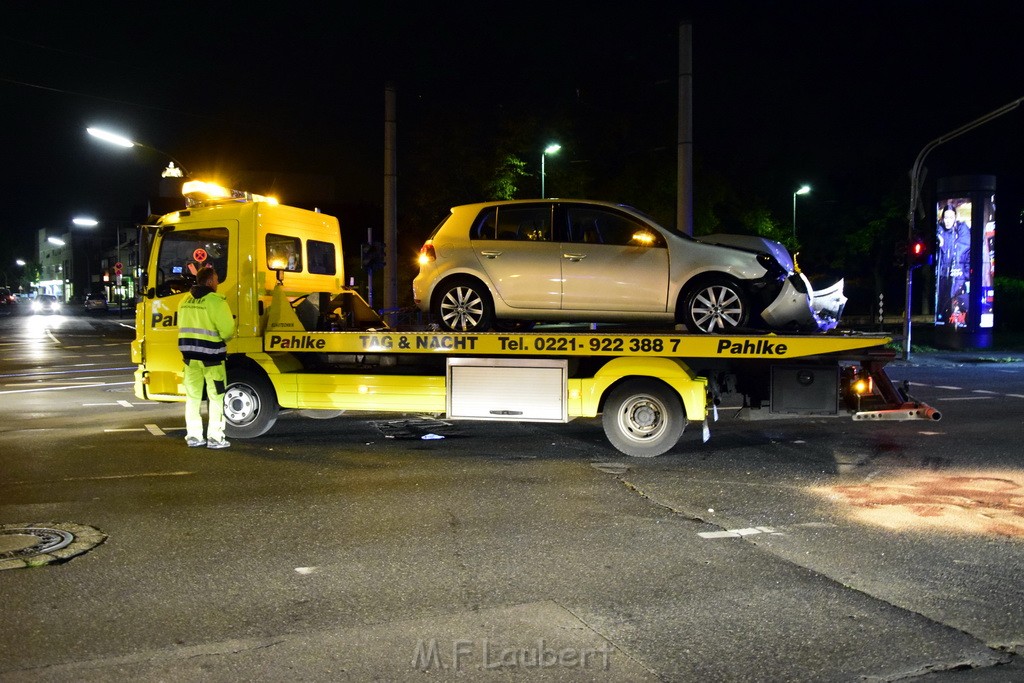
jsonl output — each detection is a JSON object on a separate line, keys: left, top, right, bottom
{"left": 0, "top": 523, "right": 106, "bottom": 570}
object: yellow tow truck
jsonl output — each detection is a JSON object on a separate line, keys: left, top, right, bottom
{"left": 131, "top": 182, "right": 939, "bottom": 457}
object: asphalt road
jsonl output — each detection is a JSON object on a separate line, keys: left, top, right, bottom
{"left": 1, "top": 311, "right": 1022, "bottom": 681}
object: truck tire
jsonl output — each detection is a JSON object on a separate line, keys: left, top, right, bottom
{"left": 602, "top": 379, "right": 685, "bottom": 457}
{"left": 433, "top": 277, "right": 494, "bottom": 332}
{"left": 681, "top": 277, "right": 748, "bottom": 333}
{"left": 224, "top": 369, "right": 279, "bottom": 438}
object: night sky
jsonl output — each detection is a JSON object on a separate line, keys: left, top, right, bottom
{"left": 2, "top": 1, "right": 1022, "bottom": 277}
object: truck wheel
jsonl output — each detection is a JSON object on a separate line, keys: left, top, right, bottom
{"left": 602, "top": 379, "right": 685, "bottom": 457}
{"left": 224, "top": 369, "right": 279, "bottom": 438}
{"left": 433, "top": 277, "right": 494, "bottom": 332}
{"left": 682, "top": 277, "right": 748, "bottom": 333}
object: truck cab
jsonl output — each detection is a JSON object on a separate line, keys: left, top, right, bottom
{"left": 132, "top": 180, "right": 379, "bottom": 402}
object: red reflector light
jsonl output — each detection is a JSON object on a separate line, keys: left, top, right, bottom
{"left": 418, "top": 243, "right": 436, "bottom": 265}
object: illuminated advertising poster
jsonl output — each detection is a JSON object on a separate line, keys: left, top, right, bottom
{"left": 935, "top": 198, "right": 971, "bottom": 327}
{"left": 980, "top": 194, "right": 995, "bottom": 328}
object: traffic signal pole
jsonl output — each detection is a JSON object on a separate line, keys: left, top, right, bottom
{"left": 903, "top": 95, "right": 1024, "bottom": 360}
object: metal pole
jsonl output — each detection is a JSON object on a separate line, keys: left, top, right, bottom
{"left": 792, "top": 192, "right": 797, "bottom": 239}
{"left": 116, "top": 225, "right": 122, "bottom": 317}
{"left": 541, "top": 153, "right": 546, "bottom": 198}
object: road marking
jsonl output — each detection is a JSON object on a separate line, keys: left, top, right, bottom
{"left": 7, "top": 471, "right": 194, "bottom": 486}
{"left": 699, "top": 526, "right": 779, "bottom": 539}
{"left": 1008, "top": 394, "right": 1024, "bottom": 399}
{"left": 0, "top": 381, "right": 134, "bottom": 395}
{"left": 972, "top": 389, "right": 999, "bottom": 394}
{"left": 935, "top": 385, "right": 962, "bottom": 390}
{"left": 146, "top": 423, "right": 166, "bottom": 436}
{"left": 937, "top": 396, "right": 993, "bottom": 401}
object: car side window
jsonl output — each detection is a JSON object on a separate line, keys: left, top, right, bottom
{"left": 567, "top": 208, "right": 664, "bottom": 248}
{"left": 496, "top": 206, "right": 551, "bottom": 241}
{"left": 470, "top": 208, "right": 497, "bottom": 240}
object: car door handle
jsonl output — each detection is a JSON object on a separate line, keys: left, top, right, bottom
{"left": 563, "top": 253, "right": 587, "bottom": 262}
{"left": 480, "top": 250, "right": 502, "bottom": 259}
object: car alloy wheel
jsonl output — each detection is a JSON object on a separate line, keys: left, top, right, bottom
{"left": 434, "top": 278, "right": 493, "bottom": 332}
{"left": 684, "top": 279, "right": 748, "bottom": 333}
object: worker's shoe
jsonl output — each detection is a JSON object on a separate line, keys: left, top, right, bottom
{"left": 207, "top": 438, "right": 231, "bottom": 450}
{"left": 186, "top": 436, "right": 207, "bottom": 448}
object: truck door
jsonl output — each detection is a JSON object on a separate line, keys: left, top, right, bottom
{"left": 142, "top": 224, "right": 236, "bottom": 397}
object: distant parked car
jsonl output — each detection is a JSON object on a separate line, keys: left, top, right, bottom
{"left": 30, "top": 294, "right": 61, "bottom": 315}
{"left": 84, "top": 292, "right": 108, "bottom": 312}
{"left": 412, "top": 199, "right": 846, "bottom": 333}
{"left": 0, "top": 288, "right": 16, "bottom": 316}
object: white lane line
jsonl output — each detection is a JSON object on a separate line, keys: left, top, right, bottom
{"left": 935, "top": 385, "right": 962, "bottom": 390}
{"left": 0, "top": 381, "right": 134, "bottom": 395}
{"left": 1008, "top": 394, "right": 1024, "bottom": 399}
{"left": 82, "top": 400, "right": 137, "bottom": 408}
{"left": 46, "top": 330, "right": 61, "bottom": 344}
{"left": 972, "top": 389, "right": 1000, "bottom": 394}
{"left": 937, "top": 396, "right": 994, "bottom": 401}
{"left": 145, "top": 423, "right": 166, "bottom": 436}
{"left": 700, "top": 526, "right": 779, "bottom": 539}
{"left": 8, "top": 471, "right": 194, "bottom": 486}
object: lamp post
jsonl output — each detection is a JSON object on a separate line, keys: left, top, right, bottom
{"left": 541, "top": 143, "right": 561, "bottom": 198}
{"left": 792, "top": 185, "right": 810, "bottom": 239}
{"left": 86, "top": 127, "right": 189, "bottom": 178}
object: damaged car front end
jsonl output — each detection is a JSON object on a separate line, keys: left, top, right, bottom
{"left": 698, "top": 234, "right": 847, "bottom": 332}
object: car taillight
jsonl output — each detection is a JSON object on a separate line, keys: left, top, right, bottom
{"left": 417, "top": 243, "right": 436, "bottom": 266}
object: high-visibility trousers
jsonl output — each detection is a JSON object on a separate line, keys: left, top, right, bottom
{"left": 183, "top": 359, "right": 227, "bottom": 441}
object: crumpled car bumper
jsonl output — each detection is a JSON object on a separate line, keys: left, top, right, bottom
{"left": 759, "top": 272, "right": 846, "bottom": 332}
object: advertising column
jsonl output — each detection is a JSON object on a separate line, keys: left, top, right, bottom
{"left": 934, "top": 175, "right": 995, "bottom": 349}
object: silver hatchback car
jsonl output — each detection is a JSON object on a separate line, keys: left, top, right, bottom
{"left": 412, "top": 199, "right": 845, "bottom": 333}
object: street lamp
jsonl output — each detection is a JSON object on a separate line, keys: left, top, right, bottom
{"left": 86, "top": 126, "right": 190, "bottom": 177}
{"left": 792, "top": 185, "right": 811, "bottom": 238}
{"left": 541, "top": 143, "right": 561, "bottom": 198}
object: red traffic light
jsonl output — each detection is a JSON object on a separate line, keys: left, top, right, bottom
{"left": 908, "top": 235, "right": 932, "bottom": 269}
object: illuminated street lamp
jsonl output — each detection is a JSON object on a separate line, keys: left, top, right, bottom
{"left": 792, "top": 185, "right": 811, "bottom": 238}
{"left": 541, "top": 143, "right": 561, "bottom": 198}
{"left": 86, "top": 126, "right": 189, "bottom": 177}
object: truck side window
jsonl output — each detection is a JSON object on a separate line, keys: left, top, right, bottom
{"left": 154, "top": 228, "right": 229, "bottom": 298}
{"left": 307, "top": 240, "right": 337, "bottom": 275}
{"left": 266, "top": 234, "right": 302, "bottom": 272}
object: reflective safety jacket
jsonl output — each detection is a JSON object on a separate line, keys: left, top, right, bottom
{"left": 177, "top": 285, "right": 236, "bottom": 364}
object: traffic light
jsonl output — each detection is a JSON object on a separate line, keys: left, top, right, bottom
{"left": 908, "top": 234, "right": 932, "bottom": 269}
{"left": 360, "top": 242, "right": 386, "bottom": 270}
{"left": 893, "top": 239, "right": 907, "bottom": 267}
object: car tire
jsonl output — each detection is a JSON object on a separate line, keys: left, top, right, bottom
{"left": 432, "top": 277, "right": 494, "bottom": 332}
{"left": 224, "top": 368, "right": 279, "bottom": 438}
{"left": 602, "top": 379, "right": 686, "bottom": 457}
{"left": 681, "top": 277, "right": 749, "bottom": 333}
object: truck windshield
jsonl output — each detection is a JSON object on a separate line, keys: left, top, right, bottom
{"left": 154, "top": 228, "right": 229, "bottom": 297}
